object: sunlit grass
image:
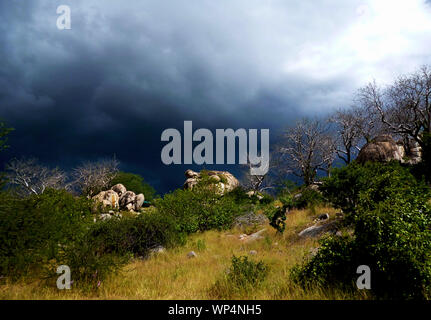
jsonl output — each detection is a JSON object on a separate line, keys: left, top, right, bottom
{"left": 0, "top": 206, "right": 368, "bottom": 300}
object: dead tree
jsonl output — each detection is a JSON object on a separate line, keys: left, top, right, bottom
{"left": 358, "top": 65, "right": 431, "bottom": 148}
{"left": 277, "top": 118, "right": 336, "bottom": 186}
{"left": 241, "top": 160, "right": 274, "bottom": 194}
{"left": 72, "top": 158, "right": 119, "bottom": 197}
{"left": 5, "top": 158, "right": 67, "bottom": 196}
{"left": 329, "top": 108, "right": 364, "bottom": 164}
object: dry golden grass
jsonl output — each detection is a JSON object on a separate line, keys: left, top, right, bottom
{"left": 0, "top": 206, "right": 368, "bottom": 300}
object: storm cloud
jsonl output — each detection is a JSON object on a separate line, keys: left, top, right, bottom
{"left": 1, "top": 0, "right": 431, "bottom": 192}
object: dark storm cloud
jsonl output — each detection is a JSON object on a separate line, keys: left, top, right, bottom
{"left": 1, "top": 0, "right": 431, "bottom": 192}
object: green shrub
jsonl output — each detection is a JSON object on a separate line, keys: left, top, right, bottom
{"left": 227, "top": 255, "right": 269, "bottom": 289}
{"left": 0, "top": 188, "right": 183, "bottom": 286}
{"left": 59, "top": 239, "right": 128, "bottom": 289}
{"left": 321, "top": 161, "right": 429, "bottom": 219}
{"left": 293, "top": 161, "right": 431, "bottom": 299}
{"left": 155, "top": 179, "right": 244, "bottom": 233}
{"left": 211, "top": 255, "right": 269, "bottom": 298}
{"left": 0, "top": 189, "right": 93, "bottom": 279}
{"left": 111, "top": 172, "right": 157, "bottom": 201}
{"left": 292, "top": 187, "right": 325, "bottom": 209}
{"left": 87, "top": 211, "right": 184, "bottom": 258}
{"left": 293, "top": 198, "right": 431, "bottom": 299}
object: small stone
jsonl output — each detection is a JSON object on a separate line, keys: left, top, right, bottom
{"left": 249, "top": 250, "right": 257, "bottom": 255}
{"left": 150, "top": 245, "right": 166, "bottom": 254}
{"left": 187, "top": 251, "right": 197, "bottom": 258}
{"left": 317, "top": 213, "right": 329, "bottom": 220}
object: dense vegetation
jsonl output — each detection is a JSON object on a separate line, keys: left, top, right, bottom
{"left": 292, "top": 161, "right": 431, "bottom": 299}
{"left": 0, "top": 171, "right": 255, "bottom": 288}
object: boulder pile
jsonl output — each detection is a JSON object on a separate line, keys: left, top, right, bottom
{"left": 183, "top": 169, "right": 239, "bottom": 195}
{"left": 92, "top": 183, "right": 145, "bottom": 212}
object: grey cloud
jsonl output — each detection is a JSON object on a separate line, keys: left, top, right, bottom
{"left": 1, "top": 0, "right": 431, "bottom": 192}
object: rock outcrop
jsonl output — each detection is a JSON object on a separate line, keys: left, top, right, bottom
{"left": 183, "top": 169, "right": 239, "bottom": 195}
{"left": 357, "top": 135, "right": 404, "bottom": 164}
{"left": 357, "top": 135, "right": 422, "bottom": 164}
{"left": 92, "top": 183, "right": 145, "bottom": 212}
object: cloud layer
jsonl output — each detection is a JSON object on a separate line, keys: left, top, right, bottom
{"left": 1, "top": 0, "right": 431, "bottom": 192}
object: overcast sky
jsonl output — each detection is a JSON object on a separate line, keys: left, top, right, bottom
{"left": 1, "top": 0, "right": 431, "bottom": 193}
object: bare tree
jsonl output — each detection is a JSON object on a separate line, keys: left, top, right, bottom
{"left": 241, "top": 160, "right": 273, "bottom": 194}
{"left": 358, "top": 65, "right": 431, "bottom": 148}
{"left": 5, "top": 158, "right": 67, "bottom": 196}
{"left": 72, "top": 158, "right": 119, "bottom": 197}
{"left": 277, "top": 118, "right": 336, "bottom": 186}
{"left": 329, "top": 107, "right": 364, "bottom": 164}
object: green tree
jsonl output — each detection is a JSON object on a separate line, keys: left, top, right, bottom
{"left": 111, "top": 172, "right": 156, "bottom": 201}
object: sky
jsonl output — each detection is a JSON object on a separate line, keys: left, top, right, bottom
{"left": 1, "top": 0, "right": 431, "bottom": 193}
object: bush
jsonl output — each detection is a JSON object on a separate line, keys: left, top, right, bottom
{"left": 87, "top": 211, "right": 185, "bottom": 258}
{"left": 62, "top": 210, "right": 185, "bottom": 288}
{"left": 293, "top": 161, "right": 431, "bottom": 299}
{"left": 155, "top": 179, "right": 244, "bottom": 234}
{"left": 111, "top": 172, "right": 156, "bottom": 201}
{"left": 210, "top": 255, "right": 269, "bottom": 298}
{"left": 227, "top": 255, "right": 269, "bottom": 289}
{"left": 292, "top": 198, "right": 431, "bottom": 299}
{"left": 0, "top": 189, "right": 93, "bottom": 279}
{"left": 292, "top": 187, "right": 325, "bottom": 210}
{"left": 320, "top": 161, "right": 429, "bottom": 219}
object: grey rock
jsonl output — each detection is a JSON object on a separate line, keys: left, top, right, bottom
{"left": 92, "top": 190, "right": 120, "bottom": 209}
{"left": 298, "top": 221, "right": 337, "bottom": 238}
{"left": 99, "top": 213, "right": 112, "bottom": 221}
{"left": 111, "top": 183, "right": 127, "bottom": 197}
{"left": 317, "top": 213, "right": 329, "bottom": 221}
{"left": 120, "top": 191, "right": 136, "bottom": 211}
{"left": 187, "top": 251, "right": 197, "bottom": 258}
{"left": 240, "top": 229, "right": 267, "bottom": 243}
{"left": 134, "top": 193, "right": 145, "bottom": 211}
{"left": 150, "top": 245, "right": 166, "bottom": 254}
